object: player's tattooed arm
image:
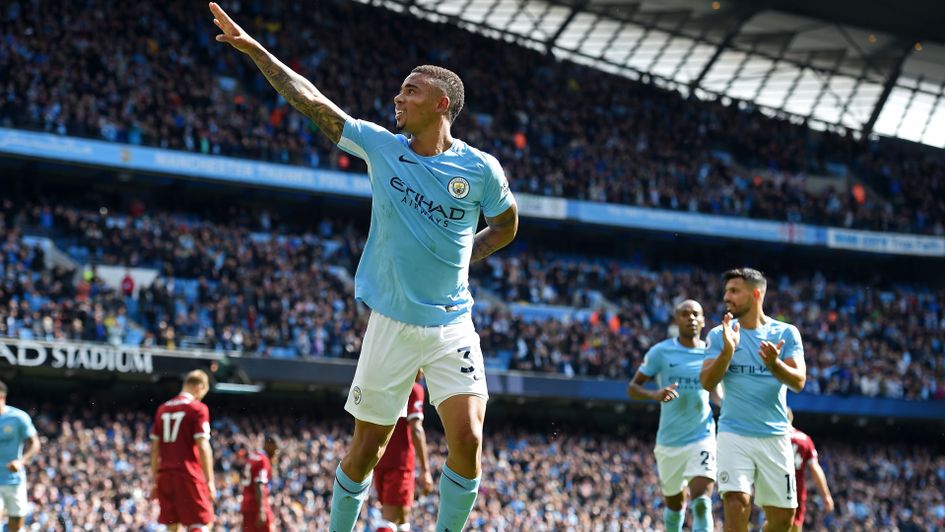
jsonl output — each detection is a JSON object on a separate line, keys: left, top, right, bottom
{"left": 210, "top": 2, "right": 349, "bottom": 143}
{"left": 471, "top": 203, "right": 519, "bottom": 263}
{"left": 249, "top": 49, "right": 349, "bottom": 143}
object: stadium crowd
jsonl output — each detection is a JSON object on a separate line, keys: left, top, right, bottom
{"left": 15, "top": 399, "right": 945, "bottom": 530}
{"left": 3, "top": 200, "right": 944, "bottom": 401}
{"left": 2, "top": 0, "right": 944, "bottom": 234}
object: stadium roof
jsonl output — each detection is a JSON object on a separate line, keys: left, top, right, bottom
{"left": 357, "top": 0, "right": 945, "bottom": 147}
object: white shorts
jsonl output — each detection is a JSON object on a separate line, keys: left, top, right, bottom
{"left": 345, "top": 312, "right": 489, "bottom": 425}
{"left": 0, "top": 483, "right": 28, "bottom": 518}
{"left": 654, "top": 437, "right": 717, "bottom": 496}
{"left": 717, "top": 431, "right": 797, "bottom": 509}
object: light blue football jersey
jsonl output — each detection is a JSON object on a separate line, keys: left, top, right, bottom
{"left": 338, "top": 119, "right": 514, "bottom": 326}
{"left": 639, "top": 338, "right": 715, "bottom": 446}
{"left": 706, "top": 318, "right": 804, "bottom": 437}
{"left": 0, "top": 406, "right": 36, "bottom": 485}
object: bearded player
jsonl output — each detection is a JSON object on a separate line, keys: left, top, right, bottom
{"left": 701, "top": 269, "right": 806, "bottom": 532}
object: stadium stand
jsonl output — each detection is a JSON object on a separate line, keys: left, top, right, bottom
{"left": 3, "top": 198, "right": 944, "bottom": 400}
{"left": 1, "top": 0, "right": 944, "bottom": 234}
{"left": 17, "top": 395, "right": 945, "bottom": 530}
{"left": 1, "top": 0, "right": 944, "bottom": 529}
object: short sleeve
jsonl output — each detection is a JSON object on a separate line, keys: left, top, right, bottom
{"left": 255, "top": 460, "right": 270, "bottom": 484}
{"left": 705, "top": 326, "right": 724, "bottom": 359}
{"left": 20, "top": 414, "right": 36, "bottom": 439}
{"left": 802, "top": 435, "right": 817, "bottom": 461}
{"left": 406, "top": 384, "right": 425, "bottom": 421}
{"left": 193, "top": 405, "right": 211, "bottom": 440}
{"left": 781, "top": 325, "right": 804, "bottom": 361}
{"left": 337, "top": 118, "right": 398, "bottom": 162}
{"left": 480, "top": 153, "right": 514, "bottom": 217}
{"left": 638, "top": 345, "right": 661, "bottom": 377}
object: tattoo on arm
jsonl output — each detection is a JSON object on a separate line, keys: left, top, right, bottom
{"left": 250, "top": 48, "right": 348, "bottom": 143}
{"left": 471, "top": 206, "right": 518, "bottom": 263}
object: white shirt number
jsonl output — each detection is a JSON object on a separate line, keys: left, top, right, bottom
{"left": 161, "top": 412, "right": 187, "bottom": 443}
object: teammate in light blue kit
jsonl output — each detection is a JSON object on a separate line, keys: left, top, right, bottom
{"left": 628, "top": 300, "right": 718, "bottom": 532}
{"left": 0, "top": 380, "right": 41, "bottom": 531}
{"left": 210, "top": 5, "right": 519, "bottom": 531}
{"left": 700, "top": 269, "right": 806, "bottom": 532}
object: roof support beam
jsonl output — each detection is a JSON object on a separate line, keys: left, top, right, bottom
{"left": 546, "top": 0, "right": 591, "bottom": 53}
{"left": 688, "top": 10, "right": 756, "bottom": 91}
{"left": 863, "top": 41, "right": 914, "bottom": 136}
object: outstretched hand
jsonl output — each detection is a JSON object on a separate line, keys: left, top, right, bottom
{"left": 210, "top": 2, "right": 260, "bottom": 54}
{"left": 721, "top": 312, "right": 740, "bottom": 353}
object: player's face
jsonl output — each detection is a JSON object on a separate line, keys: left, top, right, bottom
{"left": 393, "top": 73, "right": 447, "bottom": 133}
{"left": 723, "top": 278, "right": 754, "bottom": 318}
{"left": 674, "top": 302, "right": 704, "bottom": 339}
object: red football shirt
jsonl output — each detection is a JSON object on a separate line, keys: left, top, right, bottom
{"left": 791, "top": 428, "right": 818, "bottom": 503}
{"left": 151, "top": 393, "right": 211, "bottom": 482}
{"left": 242, "top": 451, "right": 273, "bottom": 510}
{"left": 376, "top": 383, "right": 425, "bottom": 471}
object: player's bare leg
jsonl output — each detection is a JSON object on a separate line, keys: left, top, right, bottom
{"left": 8, "top": 517, "right": 24, "bottom": 531}
{"left": 789, "top": 525, "right": 803, "bottom": 532}
{"left": 722, "top": 492, "right": 752, "bottom": 532}
{"left": 437, "top": 395, "right": 485, "bottom": 478}
{"left": 761, "top": 506, "right": 795, "bottom": 532}
{"left": 340, "top": 419, "right": 396, "bottom": 481}
{"left": 688, "top": 476, "right": 715, "bottom": 531}
{"left": 331, "top": 419, "right": 395, "bottom": 531}
{"left": 663, "top": 488, "right": 686, "bottom": 532}
{"left": 689, "top": 476, "right": 714, "bottom": 499}
{"left": 435, "top": 394, "right": 486, "bottom": 531}
{"left": 166, "top": 524, "right": 179, "bottom": 532}
{"left": 381, "top": 504, "right": 407, "bottom": 524}
{"left": 665, "top": 489, "right": 685, "bottom": 511}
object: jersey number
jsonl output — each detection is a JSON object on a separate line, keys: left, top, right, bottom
{"left": 699, "top": 450, "right": 711, "bottom": 467}
{"left": 784, "top": 473, "right": 796, "bottom": 496}
{"left": 792, "top": 442, "right": 804, "bottom": 469}
{"left": 241, "top": 463, "right": 252, "bottom": 488}
{"left": 161, "top": 412, "right": 186, "bottom": 443}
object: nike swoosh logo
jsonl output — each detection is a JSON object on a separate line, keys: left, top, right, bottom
{"left": 398, "top": 154, "right": 418, "bottom": 165}
{"left": 669, "top": 363, "right": 680, "bottom": 367}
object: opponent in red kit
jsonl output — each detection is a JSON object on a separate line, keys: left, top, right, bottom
{"left": 373, "top": 374, "right": 433, "bottom": 532}
{"left": 150, "top": 370, "right": 216, "bottom": 531}
{"left": 788, "top": 408, "right": 834, "bottom": 532}
{"left": 241, "top": 435, "right": 280, "bottom": 531}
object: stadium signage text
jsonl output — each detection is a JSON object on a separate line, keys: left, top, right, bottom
{"left": 0, "top": 339, "right": 154, "bottom": 374}
{"left": 2, "top": 128, "right": 944, "bottom": 257}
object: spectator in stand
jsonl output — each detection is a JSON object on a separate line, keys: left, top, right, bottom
{"left": 1, "top": 1, "right": 943, "bottom": 234}
{"left": 11, "top": 398, "right": 945, "bottom": 530}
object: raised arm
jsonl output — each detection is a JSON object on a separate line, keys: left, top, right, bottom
{"left": 471, "top": 203, "right": 518, "bottom": 263}
{"left": 210, "top": 2, "right": 350, "bottom": 143}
